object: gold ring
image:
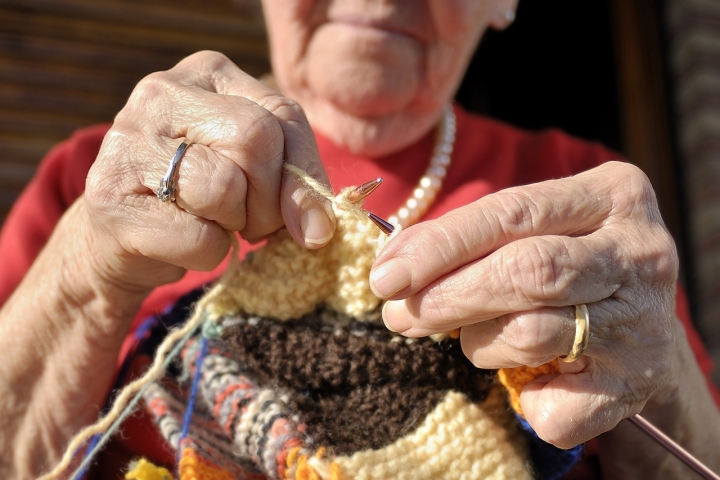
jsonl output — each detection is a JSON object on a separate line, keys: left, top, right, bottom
{"left": 560, "top": 304, "right": 590, "bottom": 363}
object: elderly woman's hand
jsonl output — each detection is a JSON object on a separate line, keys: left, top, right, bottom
{"left": 371, "top": 161, "right": 680, "bottom": 448}
{"left": 0, "top": 51, "right": 334, "bottom": 477}
{"left": 84, "top": 51, "right": 334, "bottom": 293}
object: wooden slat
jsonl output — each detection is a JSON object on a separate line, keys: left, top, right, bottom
{"left": 0, "top": 162, "right": 39, "bottom": 189}
{"left": 0, "top": 81, "right": 123, "bottom": 119}
{"left": 0, "top": 9, "right": 268, "bottom": 58}
{"left": 0, "top": 0, "right": 266, "bottom": 36}
{"left": 0, "top": 33, "right": 196, "bottom": 74}
{"left": 0, "top": 108, "right": 103, "bottom": 138}
{"left": 0, "top": 56, "right": 138, "bottom": 93}
{"left": 0, "top": 134, "right": 56, "bottom": 165}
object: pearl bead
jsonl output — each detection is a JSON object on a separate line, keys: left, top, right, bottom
{"left": 435, "top": 154, "right": 451, "bottom": 166}
{"left": 389, "top": 104, "right": 455, "bottom": 230}
{"left": 429, "top": 166, "right": 446, "bottom": 178}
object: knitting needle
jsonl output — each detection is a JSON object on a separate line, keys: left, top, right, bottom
{"left": 347, "top": 178, "right": 395, "bottom": 235}
{"left": 628, "top": 414, "right": 720, "bottom": 480}
{"left": 368, "top": 212, "right": 395, "bottom": 235}
{"left": 348, "top": 178, "right": 383, "bottom": 203}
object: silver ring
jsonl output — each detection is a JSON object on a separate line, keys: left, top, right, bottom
{"left": 156, "top": 140, "right": 191, "bottom": 202}
{"left": 560, "top": 304, "right": 590, "bottom": 363}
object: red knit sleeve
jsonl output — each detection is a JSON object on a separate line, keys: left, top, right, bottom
{"left": 0, "top": 124, "right": 110, "bottom": 307}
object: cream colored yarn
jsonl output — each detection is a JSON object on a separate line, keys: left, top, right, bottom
{"left": 209, "top": 166, "right": 386, "bottom": 321}
{"left": 301, "top": 386, "right": 531, "bottom": 480}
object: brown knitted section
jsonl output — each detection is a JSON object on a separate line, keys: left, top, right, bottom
{"left": 222, "top": 310, "right": 493, "bottom": 455}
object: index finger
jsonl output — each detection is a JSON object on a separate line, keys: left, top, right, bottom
{"left": 370, "top": 162, "right": 635, "bottom": 301}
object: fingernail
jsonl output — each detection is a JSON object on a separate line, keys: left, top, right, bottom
{"left": 370, "top": 258, "right": 412, "bottom": 297}
{"left": 382, "top": 300, "right": 413, "bottom": 333}
{"left": 300, "top": 207, "right": 334, "bottom": 245}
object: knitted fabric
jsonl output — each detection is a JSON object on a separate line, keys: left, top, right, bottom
{"left": 125, "top": 178, "right": 578, "bottom": 479}
{"left": 140, "top": 315, "right": 531, "bottom": 480}
{"left": 208, "top": 184, "right": 386, "bottom": 321}
{"left": 497, "top": 360, "right": 561, "bottom": 417}
{"left": 125, "top": 458, "right": 173, "bottom": 480}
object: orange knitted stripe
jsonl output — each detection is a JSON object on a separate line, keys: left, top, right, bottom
{"left": 179, "top": 446, "right": 235, "bottom": 480}
{"left": 497, "top": 359, "right": 560, "bottom": 416}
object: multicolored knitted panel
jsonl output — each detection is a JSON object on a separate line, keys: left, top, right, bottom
{"left": 136, "top": 312, "right": 531, "bottom": 480}
{"left": 125, "top": 181, "right": 581, "bottom": 480}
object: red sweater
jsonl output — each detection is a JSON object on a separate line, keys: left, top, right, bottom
{"left": 1, "top": 105, "right": 718, "bottom": 471}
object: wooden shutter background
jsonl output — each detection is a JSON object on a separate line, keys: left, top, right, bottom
{"left": 0, "top": 0, "right": 269, "bottom": 225}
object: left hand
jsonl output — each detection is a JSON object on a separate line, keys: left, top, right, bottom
{"left": 370, "top": 161, "right": 679, "bottom": 448}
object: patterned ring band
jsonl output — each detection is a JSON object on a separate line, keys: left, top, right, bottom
{"left": 156, "top": 139, "right": 191, "bottom": 202}
{"left": 560, "top": 304, "right": 590, "bottom": 363}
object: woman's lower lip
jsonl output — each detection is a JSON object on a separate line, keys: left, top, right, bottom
{"left": 328, "top": 20, "right": 417, "bottom": 41}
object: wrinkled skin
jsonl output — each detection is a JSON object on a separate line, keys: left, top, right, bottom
{"left": 374, "top": 161, "right": 679, "bottom": 446}
{"left": 0, "top": 0, "right": 718, "bottom": 478}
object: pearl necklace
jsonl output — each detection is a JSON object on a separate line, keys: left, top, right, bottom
{"left": 387, "top": 104, "right": 456, "bottom": 231}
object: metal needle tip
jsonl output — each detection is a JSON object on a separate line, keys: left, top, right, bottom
{"left": 368, "top": 212, "right": 395, "bottom": 235}
{"left": 348, "top": 178, "right": 383, "bottom": 204}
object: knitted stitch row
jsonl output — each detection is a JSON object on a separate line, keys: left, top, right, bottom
{"left": 138, "top": 318, "right": 532, "bottom": 480}
{"left": 208, "top": 175, "right": 387, "bottom": 321}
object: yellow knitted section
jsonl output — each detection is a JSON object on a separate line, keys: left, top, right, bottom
{"left": 497, "top": 359, "right": 560, "bottom": 417}
{"left": 178, "top": 447, "right": 235, "bottom": 480}
{"left": 326, "top": 387, "right": 531, "bottom": 480}
{"left": 125, "top": 458, "right": 173, "bottom": 480}
{"left": 209, "top": 186, "right": 384, "bottom": 321}
{"left": 286, "top": 447, "right": 343, "bottom": 480}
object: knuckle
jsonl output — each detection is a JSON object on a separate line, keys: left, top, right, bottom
{"left": 611, "top": 162, "right": 661, "bottom": 219}
{"left": 487, "top": 191, "right": 538, "bottom": 237}
{"left": 177, "top": 50, "right": 235, "bottom": 77}
{"left": 192, "top": 160, "right": 248, "bottom": 218}
{"left": 259, "top": 95, "right": 307, "bottom": 124}
{"left": 240, "top": 106, "right": 285, "bottom": 165}
{"left": 118, "top": 72, "right": 173, "bottom": 121}
{"left": 192, "top": 50, "right": 233, "bottom": 68}
{"left": 506, "top": 238, "right": 574, "bottom": 304}
{"left": 501, "top": 315, "right": 557, "bottom": 366}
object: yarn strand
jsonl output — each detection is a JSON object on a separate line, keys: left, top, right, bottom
{"left": 38, "top": 233, "right": 241, "bottom": 480}
{"left": 68, "top": 321, "right": 201, "bottom": 480}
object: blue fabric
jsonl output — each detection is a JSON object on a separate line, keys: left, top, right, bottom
{"left": 517, "top": 415, "right": 584, "bottom": 480}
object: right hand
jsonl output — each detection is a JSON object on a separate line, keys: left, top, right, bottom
{"left": 84, "top": 50, "right": 335, "bottom": 292}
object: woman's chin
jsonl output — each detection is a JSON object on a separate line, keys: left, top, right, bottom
{"left": 306, "top": 62, "right": 419, "bottom": 117}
